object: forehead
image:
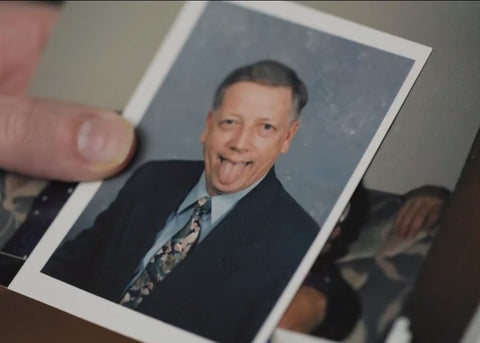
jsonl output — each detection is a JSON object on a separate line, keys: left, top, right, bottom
{"left": 219, "top": 82, "right": 293, "bottom": 117}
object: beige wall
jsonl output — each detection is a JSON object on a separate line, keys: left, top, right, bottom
{"left": 31, "top": 1, "right": 480, "bottom": 194}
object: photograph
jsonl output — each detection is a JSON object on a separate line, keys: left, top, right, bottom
{"left": 8, "top": 2, "right": 431, "bottom": 343}
{"left": 273, "top": 181, "right": 452, "bottom": 343}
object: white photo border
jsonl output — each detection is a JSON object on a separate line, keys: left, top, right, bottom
{"left": 10, "top": 2, "right": 431, "bottom": 343}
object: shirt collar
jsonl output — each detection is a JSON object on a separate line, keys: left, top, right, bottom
{"left": 177, "top": 171, "right": 267, "bottom": 225}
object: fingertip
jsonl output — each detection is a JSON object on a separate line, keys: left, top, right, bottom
{"left": 0, "top": 96, "right": 137, "bottom": 181}
{"left": 76, "top": 111, "right": 136, "bottom": 179}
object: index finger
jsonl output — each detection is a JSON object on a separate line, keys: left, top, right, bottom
{"left": 0, "top": 95, "right": 136, "bottom": 181}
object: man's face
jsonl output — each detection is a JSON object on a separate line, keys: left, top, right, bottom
{"left": 200, "top": 81, "right": 300, "bottom": 195}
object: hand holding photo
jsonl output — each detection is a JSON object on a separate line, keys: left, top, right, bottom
{"left": 9, "top": 2, "right": 431, "bottom": 343}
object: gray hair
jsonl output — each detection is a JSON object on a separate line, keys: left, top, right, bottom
{"left": 212, "top": 60, "right": 308, "bottom": 120}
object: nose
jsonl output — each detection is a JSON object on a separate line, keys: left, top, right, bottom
{"left": 230, "top": 126, "right": 251, "bottom": 152}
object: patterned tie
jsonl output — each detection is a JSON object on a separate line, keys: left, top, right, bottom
{"left": 120, "top": 197, "right": 211, "bottom": 308}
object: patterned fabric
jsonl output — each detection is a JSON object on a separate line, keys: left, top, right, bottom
{"left": 337, "top": 194, "right": 436, "bottom": 343}
{"left": 2, "top": 181, "right": 76, "bottom": 258}
{"left": 0, "top": 171, "right": 48, "bottom": 251}
{"left": 120, "top": 197, "right": 211, "bottom": 308}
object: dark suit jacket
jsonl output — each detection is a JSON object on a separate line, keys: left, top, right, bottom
{"left": 43, "top": 160, "right": 319, "bottom": 343}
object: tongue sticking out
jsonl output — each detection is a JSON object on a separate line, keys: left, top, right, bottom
{"left": 218, "top": 159, "right": 247, "bottom": 184}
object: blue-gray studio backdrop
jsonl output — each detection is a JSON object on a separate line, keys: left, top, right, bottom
{"left": 63, "top": 2, "right": 413, "bottom": 241}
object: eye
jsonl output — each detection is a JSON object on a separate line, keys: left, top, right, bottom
{"left": 219, "top": 118, "right": 237, "bottom": 129}
{"left": 258, "top": 123, "right": 276, "bottom": 137}
{"left": 261, "top": 123, "right": 276, "bottom": 132}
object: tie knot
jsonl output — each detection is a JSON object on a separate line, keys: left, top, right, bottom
{"left": 195, "top": 196, "right": 211, "bottom": 215}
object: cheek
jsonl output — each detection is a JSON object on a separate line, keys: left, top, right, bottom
{"left": 209, "top": 131, "right": 230, "bottom": 149}
{"left": 258, "top": 140, "right": 283, "bottom": 159}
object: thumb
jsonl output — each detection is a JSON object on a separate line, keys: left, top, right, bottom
{"left": 0, "top": 95, "right": 136, "bottom": 181}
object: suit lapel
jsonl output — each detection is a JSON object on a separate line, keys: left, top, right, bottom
{"left": 132, "top": 161, "right": 205, "bottom": 251}
{"left": 108, "top": 161, "right": 204, "bottom": 300}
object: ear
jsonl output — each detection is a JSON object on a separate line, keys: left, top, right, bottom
{"left": 200, "top": 111, "right": 214, "bottom": 143}
{"left": 280, "top": 120, "right": 300, "bottom": 154}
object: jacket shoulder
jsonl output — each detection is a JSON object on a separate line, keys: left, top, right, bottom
{"left": 272, "top": 185, "right": 320, "bottom": 237}
{"left": 132, "top": 160, "right": 203, "bottom": 176}
{"left": 129, "top": 160, "right": 202, "bottom": 182}
{"left": 118, "top": 160, "right": 203, "bottom": 196}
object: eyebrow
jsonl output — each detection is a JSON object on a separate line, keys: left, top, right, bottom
{"left": 217, "top": 112, "right": 242, "bottom": 118}
{"left": 256, "top": 116, "right": 279, "bottom": 123}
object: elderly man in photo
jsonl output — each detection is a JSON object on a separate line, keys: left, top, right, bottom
{"left": 43, "top": 60, "right": 320, "bottom": 343}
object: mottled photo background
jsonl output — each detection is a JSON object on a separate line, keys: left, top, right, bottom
{"left": 64, "top": 2, "right": 413, "bottom": 240}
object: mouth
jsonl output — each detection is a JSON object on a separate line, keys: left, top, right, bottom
{"left": 219, "top": 155, "right": 253, "bottom": 166}
{"left": 217, "top": 155, "right": 253, "bottom": 184}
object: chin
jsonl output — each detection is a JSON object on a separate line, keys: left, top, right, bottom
{"left": 213, "top": 186, "right": 237, "bottom": 195}
{"left": 211, "top": 181, "right": 243, "bottom": 195}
